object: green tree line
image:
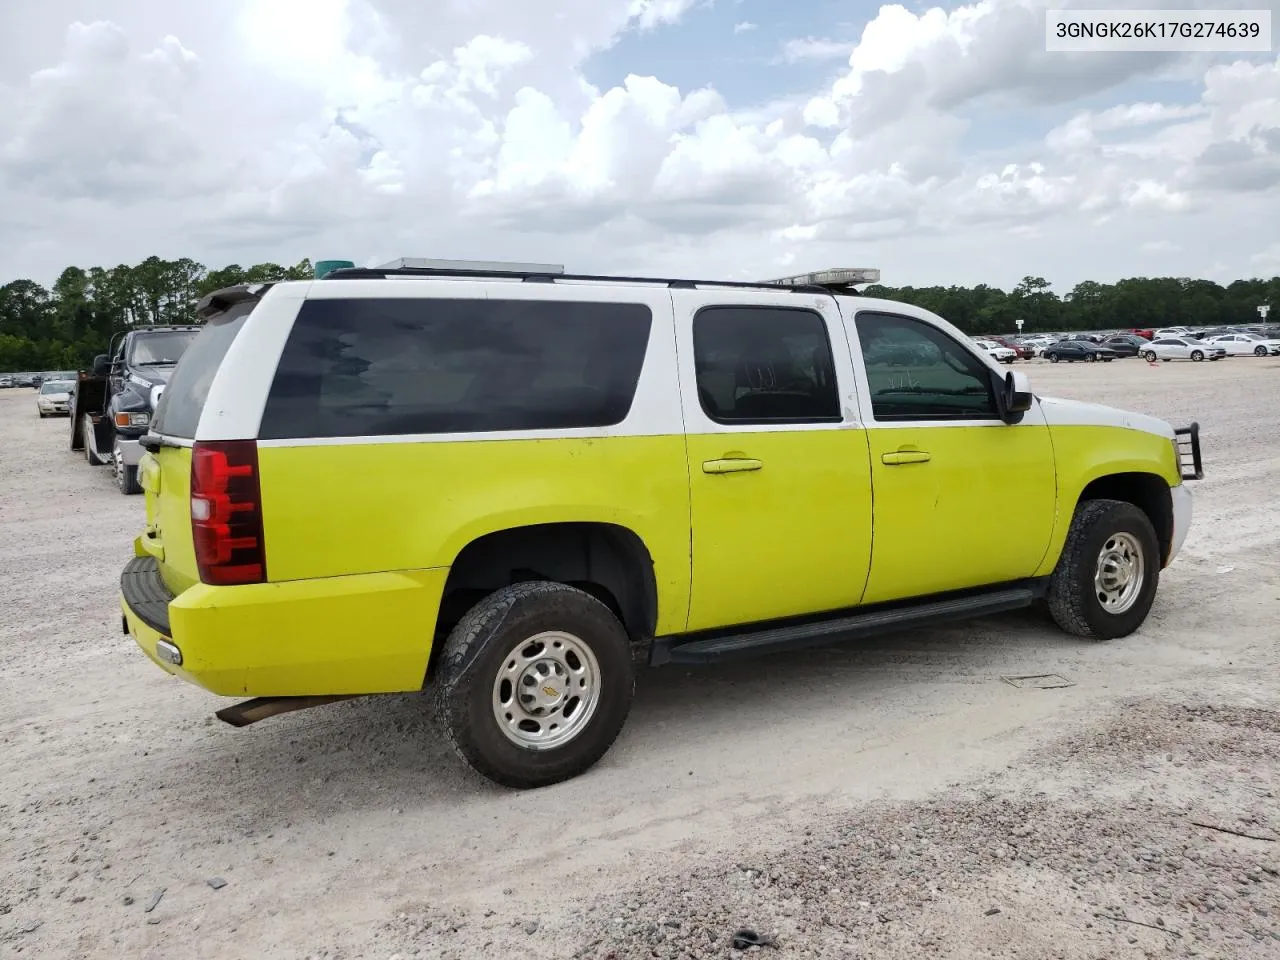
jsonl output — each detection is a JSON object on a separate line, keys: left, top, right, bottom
{"left": 0, "top": 256, "right": 314, "bottom": 372}
{"left": 865, "top": 275, "right": 1280, "bottom": 336}
{"left": 2, "top": 259, "right": 1277, "bottom": 372}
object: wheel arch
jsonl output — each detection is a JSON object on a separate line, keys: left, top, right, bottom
{"left": 429, "top": 521, "right": 660, "bottom": 680}
{"left": 1077, "top": 473, "right": 1173, "bottom": 564}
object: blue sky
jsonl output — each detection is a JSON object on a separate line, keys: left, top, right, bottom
{"left": 587, "top": 0, "right": 870, "bottom": 106}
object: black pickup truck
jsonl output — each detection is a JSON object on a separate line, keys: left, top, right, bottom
{"left": 69, "top": 326, "right": 200, "bottom": 494}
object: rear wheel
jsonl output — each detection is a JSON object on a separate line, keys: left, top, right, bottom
{"left": 1048, "top": 499, "right": 1160, "bottom": 640}
{"left": 434, "top": 581, "right": 635, "bottom": 788}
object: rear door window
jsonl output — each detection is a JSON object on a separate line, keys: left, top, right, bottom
{"left": 258, "top": 298, "right": 653, "bottom": 439}
{"left": 151, "top": 303, "right": 256, "bottom": 439}
{"left": 691, "top": 306, "right": 841, "bottom": 424}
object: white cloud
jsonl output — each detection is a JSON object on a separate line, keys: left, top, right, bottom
{"left": 0, "top": 0, "right": 1276, "bottom": 292}
{"left": 734, "top": 21, "right": 756, "bottom": 34}
{"left": 780, "top": 37, "right": 855, "bottom": 62}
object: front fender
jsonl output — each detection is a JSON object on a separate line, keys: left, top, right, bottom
{"left": 1034, "top": 423, "right": 1180, "bottom": 577}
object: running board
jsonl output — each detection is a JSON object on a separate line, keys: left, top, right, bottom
{"left": 650, "top": 584, "right": 1042, "bottom": 666}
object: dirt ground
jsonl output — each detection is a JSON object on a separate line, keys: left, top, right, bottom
{"left": 1, "top": 356, "right": 1278, "bottom": 960}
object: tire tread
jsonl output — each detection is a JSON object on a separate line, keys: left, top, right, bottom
{"left": 433, "top": 581, "right": 632, "bottom": 788}
{"left": 1047, "top": 498, "right": 1157, "bottom": 640}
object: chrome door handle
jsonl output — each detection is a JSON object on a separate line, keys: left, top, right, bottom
{"left": 881, "top": 450, "right": 931, "bottom": 466}
{"left": 703, "top": 458, "right": 763, "bottom": 474}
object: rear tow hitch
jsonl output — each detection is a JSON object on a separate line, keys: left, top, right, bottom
{"left": 215, "top": 696, "right": 358, "bottom": 727}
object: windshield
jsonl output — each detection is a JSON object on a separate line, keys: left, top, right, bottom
{"left": 41, "top": 380, "right": 74, "bottom": 394}
{"left": 129, "top": 330, "right": 198, "bottom": 366}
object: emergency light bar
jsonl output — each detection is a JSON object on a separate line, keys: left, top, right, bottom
{"left": 763, "top": 267, "right": 881, "bottom": 288}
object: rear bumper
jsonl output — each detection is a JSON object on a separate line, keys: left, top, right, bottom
{"left": 120, "top": 556, "right": 449, "bottom": 697}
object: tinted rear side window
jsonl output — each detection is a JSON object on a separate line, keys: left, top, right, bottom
{"left": 152, "top": 303, "right": 256, "bottom": 439}
{"left": 259, "top": 298, "right": 653, "bottom": 439}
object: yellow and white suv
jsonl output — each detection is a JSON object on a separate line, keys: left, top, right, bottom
{"left": 120, "top": 264, "right": 1203, "bottom": 788}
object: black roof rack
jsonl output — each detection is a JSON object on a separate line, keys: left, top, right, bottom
{"left": 321, "top": 265, "right": 866, "bottom": 295}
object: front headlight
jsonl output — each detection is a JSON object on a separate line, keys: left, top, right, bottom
{"left": 113, "top": 412, "right": 150, "bottom": 428}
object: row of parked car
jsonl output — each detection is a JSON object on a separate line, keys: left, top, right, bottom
{"left": 972, "top": 324, "right": 1280, "bottom": 364}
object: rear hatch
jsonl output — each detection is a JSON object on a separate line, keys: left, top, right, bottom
{"left": 140, "top": 291, "right": 263, "bottom": 597}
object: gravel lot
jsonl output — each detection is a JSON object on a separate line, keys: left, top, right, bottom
{"left": 2, "top": 357, "right": 1278, "bottom": 960}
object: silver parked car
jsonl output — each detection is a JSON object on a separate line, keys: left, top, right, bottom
{"left": 36, "top": 378, "right": 76, "bottom": 417}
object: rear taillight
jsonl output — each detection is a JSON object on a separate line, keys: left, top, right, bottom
{"left": 190, "top": 440, "right": 266, "bottom": 586}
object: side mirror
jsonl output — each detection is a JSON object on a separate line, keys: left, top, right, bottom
{"left": 993, "top": 369, "right": 1033, "bottom": 424}
{"left": 92, "top": 354, "right": 111, "bottom": 377}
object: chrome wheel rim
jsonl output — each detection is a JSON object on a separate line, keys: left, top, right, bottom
{"left": 1095, "top": 532, "right": 1144, "bottom": 615}
{"left": 491, "top": 631, "right": 600, "bottom": 751}
{"left": 113, "top": 439, "right": 124, "bottom": 485}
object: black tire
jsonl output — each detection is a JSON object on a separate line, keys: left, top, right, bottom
{"left": 38, "top": 412, "right": 47, "bottom": 419}
{"left": 1191, "top": 350, "right": 1204, "bottom": 361}
{"left": 1047, "top": 499, "right": 1160, "bottom": 641}
{"left": 1256, "top": 346, "right": 1268, "bottom": 357}
{"left": 1143, "top": 351, "right": 1156, "bottom": 362}
{"left": 113, "top": 437, "right": 142, "bottom": 495}
{"left": 434, "top": 581, "right": 635, "bottom": 789}
{"left": 1049, "top": 354, "right": 1059, "bottom": 363}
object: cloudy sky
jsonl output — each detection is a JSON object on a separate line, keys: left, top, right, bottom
{"left": 1, "top": 0, "right": 1278, "bottom": 291}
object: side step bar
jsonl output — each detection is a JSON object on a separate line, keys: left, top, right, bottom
{"left": 651, "top": 584, "right": 1042, "bottom": 666}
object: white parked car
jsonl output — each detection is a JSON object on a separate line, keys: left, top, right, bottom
{"left": 36, "top": 378, "right": 75, "bottom": 417}
{"left": 972, "top": 339, "right": 1017, "bottom": 363}
{"left": 1020, "top": 336, "right": 1058, "bottom": 357}
{"left": 1207, "top": 333, "right": 1280, "bottom": 357}
{"left": 1141, "top": 337, "right": 1227, "bottom": 362}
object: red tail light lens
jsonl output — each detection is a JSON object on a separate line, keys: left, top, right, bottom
{"left": 191, "top": 440, "right": 266, "bottom": 586}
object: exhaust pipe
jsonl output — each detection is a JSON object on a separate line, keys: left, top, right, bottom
{"left": 215, "top": 695, "right": 358, "bottom": 727}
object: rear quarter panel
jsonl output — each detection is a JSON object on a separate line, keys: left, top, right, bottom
{"left": 256, "top": 436, "right": 692, "bottom": 636}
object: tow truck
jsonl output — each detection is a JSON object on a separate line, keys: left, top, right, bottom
{"left": 69, "top": 325, "right": 200, "bottom": 494}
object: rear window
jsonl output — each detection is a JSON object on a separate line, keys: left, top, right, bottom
{"left": 152, "top": 303, "right": 256, "bottom": 439}
{"left": 258, "top": 298, "right": 653, "bottom": 440}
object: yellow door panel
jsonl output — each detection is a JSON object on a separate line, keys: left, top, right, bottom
{"left": 862, "top": 422, "right": 1056, "bottom": 604}
{"left": 685, "top": 428, "right": 873, "bottom": 632}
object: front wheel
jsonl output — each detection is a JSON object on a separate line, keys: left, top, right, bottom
{"left": 113, "top": 437, "right": 142, "bottom": 495}
{"left": 1144, "top": 351, "right": 1157, "bottom": 362}
{"left": 1256, "top": 346, "right": 1268, "bottom": 357}
{"left": 434, "top": 581, "right": 635, "bottom": 789}
{"left": 1191, "top": 350, "right": 1204, "bottom": 361}
{"left": 1047, "top": 499, "right": 1160, "bottom": 640}
{"left": 1049, "top": 354, "right": 1059, "bottom": 363}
